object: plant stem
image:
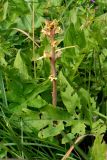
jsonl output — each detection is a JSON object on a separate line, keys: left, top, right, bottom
{"left": 61, "top": 135, "right": 91, "bottom": 160}
{"left": 50, "top": 37, "right": 57, "bottom": 107}
{"left": 42, "top": 20, "right": 60, "bottom": 107}
{"left": 32, "top": 1, "right": 36, "bottom": 79}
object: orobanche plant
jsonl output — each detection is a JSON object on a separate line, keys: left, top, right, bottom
{"left": 0, "top": 0, "right": 107, "bottom": 159}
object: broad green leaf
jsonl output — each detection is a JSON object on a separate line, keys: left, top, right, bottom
{"left": 70, "top": 8, "right": 78, "bottom": 25}
{"left": 14, "top": 50, "right": 29, "bottom": 79}
{"left": 27, "top": 95, "right": 47, "bottom": 109}
{"left": 23, "top": 120, "right": 51, "bottom": 132}
{"left": 3, "top": 1, "right": 8, "bottom": 20}
{"left": 23, "top": 82, "right": 36, "bottom": 95}
{"left": 10, "top": 0, "right": 29, "bottom": 14}
{"left": 38, "top": 121, "right": 64, "bottom": 139}
{"left": 17, "top": 15, "right": 32, "bottom": 31}
{"left": 78, "top": 88, "right": 90, "bottom": 106}
{"left": 9, "top": 110, "right": 51, "bottom": 134}
{"left": 64, "top": 23, "right": 76, "bottom": 55}
{"left": 7, "top": 91, "right": 25, "bottom": 103}
{"left": 78, "top": 88, "right": 93, "bottom": 126}
{"left": 25, "top": 79, "right": 51, "bottom": 100}
{"left": 92, "top": 119, "right": 106, "bottom": 135}
{"left": 8, "top": 78, "right": 23, "bottom": 95}
{"left": 72, "top": 121, "right": 85, "bottom": 135}
{"left": 62, "top": 133, "right": 75, "bottom": 144}
{"left": 89, "top": 135, "right": 107, "bottom": 160}
{"left": 10, "top": 108, "right": 48, "bottom": 132}
{"left": 64, "top": 22, "right": 86, "bottom": 52}
{"left": 59, "top": 71, "right": 80, "bottom": 114}
{"left": 34, "top": 16, "right": 44, "bottom": 28}
{"left": 9, "top": 102, "right": 27, "bottom": 113}
{"left": 40, "top": 104, "right": 72, "bottom": 120}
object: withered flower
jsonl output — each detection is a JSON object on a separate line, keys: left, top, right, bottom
{"left": 42, "top": 20, "right": 61, "bottom": 37}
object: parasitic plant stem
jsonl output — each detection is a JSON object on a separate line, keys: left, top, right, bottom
{"left": 42, "top": 20, "right": 61, "bottom": 107}
{"left": 50, "top": 37, "right": 57, "bottom": 106}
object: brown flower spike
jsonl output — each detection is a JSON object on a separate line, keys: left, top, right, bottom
{"left": 42, "top": 20, "right": 61, "bottom": 107}
{"left": 42, "top": 20, "right": 61, "bottom": 38}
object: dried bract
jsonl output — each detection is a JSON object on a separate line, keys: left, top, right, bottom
{"left": 42, "top": 20, "right": 61, "bottom": 37}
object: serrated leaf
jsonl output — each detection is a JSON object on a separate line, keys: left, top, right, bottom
{"left": 92, "top": 119, "right": 106, "bottom": 135}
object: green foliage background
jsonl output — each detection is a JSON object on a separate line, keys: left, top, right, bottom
{"left": 0, "top": 0, "right": 107, "bottom": 159}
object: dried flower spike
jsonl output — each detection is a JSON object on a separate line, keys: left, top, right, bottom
{"left": 42, "top": 20, "right": 61, "bottom": 37}
{"left": 41, "top": 19, "right": 61, "bottom": 107}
